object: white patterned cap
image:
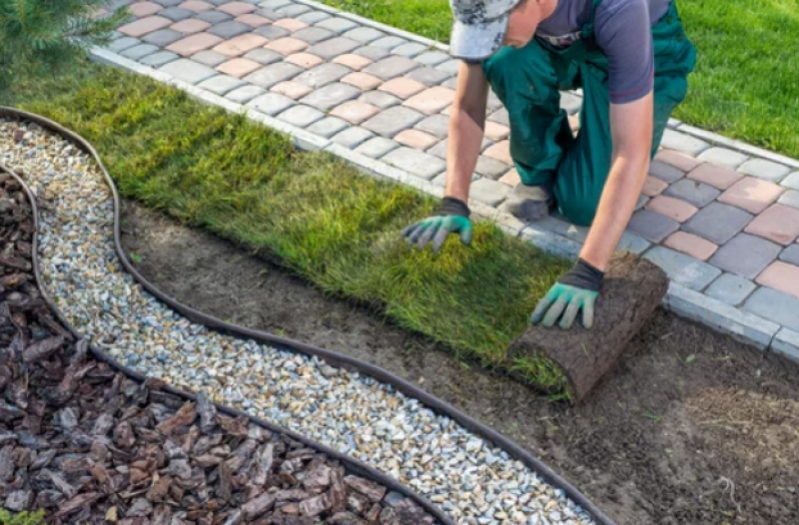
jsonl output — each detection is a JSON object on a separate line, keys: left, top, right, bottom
{"left": 449, "top": 0, "right": 521, "bottom": 60}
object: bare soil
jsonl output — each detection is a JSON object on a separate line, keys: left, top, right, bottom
{"left": 121, "top": 199, "right": 799, "bottom": 525}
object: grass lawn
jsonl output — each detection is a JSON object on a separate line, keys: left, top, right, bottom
{"left": 0, "top": 60, "right": 574, "bottom": 396}
{"left": 320, "top": 0, "right": 799, "bottom": 159}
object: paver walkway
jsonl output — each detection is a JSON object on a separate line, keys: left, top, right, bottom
{"left": 100, "top": 0, "right": 799, "bottom": 360}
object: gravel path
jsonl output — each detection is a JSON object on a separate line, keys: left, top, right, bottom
{"left": 1, "top": 119, "right": 595, "bottom": 525}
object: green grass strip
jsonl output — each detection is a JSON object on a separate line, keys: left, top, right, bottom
{"left": 1, "top": 61, "right": 572, "bottom": 395}
{"left": 319, "top": 0, "right": 799, "bottom": 159}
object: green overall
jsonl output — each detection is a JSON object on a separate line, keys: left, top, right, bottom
{"left": 481, "top": 0, "right": 697, "bottom": 226}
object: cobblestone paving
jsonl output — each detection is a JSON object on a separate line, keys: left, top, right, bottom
{"left": 101, "top": 0, "right": 799, "bottom": 355}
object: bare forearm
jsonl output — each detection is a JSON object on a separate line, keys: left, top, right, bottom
{"left": 445, "top": 108, "right": 484, "bottom": 203}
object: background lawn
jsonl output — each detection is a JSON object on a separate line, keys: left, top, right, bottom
{"left": 321, "top": 0, "right": 799, "bottom": 159}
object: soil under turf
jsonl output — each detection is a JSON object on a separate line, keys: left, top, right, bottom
{"left": 121, "top": 199, "right": 799, "bottom": 525}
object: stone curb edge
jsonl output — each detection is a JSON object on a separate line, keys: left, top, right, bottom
{"left": 87, "top": 46, "right": 799, "bottom": 368}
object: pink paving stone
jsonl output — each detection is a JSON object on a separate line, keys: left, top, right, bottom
{"left": 273, "top": 18, "right": 309, "bottom": 32}
{"left": 655, "top": 149, "right": 702, "bottom": 172}
{"left": 234, "top": 14, "right": 273, "bottom": 28}
{"left": 484, "top": 140, "right": 512, "bottom": 165}
{"left": 718, "top": 177, "right": 785, "bottom": 214}
{"left": 170, "top": 18, "right": 212, "bottom": 34}
{"left": 332, "top": 54, "right": 373, "bottom": 72}
{"left": 484, "top": 121, "right": 510, "bottom": 141}
{"left": 330, "top": 101, "right": 381, "bottom": 125}
{"left": 642, "top": 175, "right": 668, "bottom": 197}
{"left": 285, "top": 52, "right": 324, "bottom": 69}
{"left": 687, "top": 163, "right": 744, "bottom": 190}
{"left": 265, "top": 37, "right": 309, "bottom": 56}
{"left": 378, "top": 78, "right": 426, "bottom": 99}
{"left": 215, "top": 1, "right": 257, "bottom": 15}
{"left": 341, "top": 72, "right": 382, "bottom": 91}
{"left": 394, "top": 129, "right": 439, "bottom": 151}
{"left": 403, "top": 86, "right": 456, "bottom": 115}
{"left": 129, "top": 2, "right": 162, "bottom": 18}
{"left": 645, "top": 195, "right": 698, "bottom": 222}
{"left": 166, "top": 32, "right": 223, "bottom": 56}
{"left": 270, "top": 81, "right": 313, "bottom": 100}
{"left": 178, "top": 0, "right": 214, "bottom": 13}
{"left": 213, "top": 33, "right": 269, "bottom": 57}
{"left": 118, "top": 15, "right": 172, "bottom": 37}
{"left": 743, "top": 204, "right": 799, "bottom": 245}
{"left": 755, "top": 261, "right": 799, "bottom": 299}
{"left": 216, "top": 57, "right": 262, "bottom": 78}
{"left": 663, "top": 231, "right": 718, "bottom": 261}
{"left": 499, "top": 168, "right": 521, "bottom": 187}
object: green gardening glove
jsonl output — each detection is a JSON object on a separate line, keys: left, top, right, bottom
{"left": 531, "top": 258, "right": 604, "bottom": 329}
{"left": 402, "top": 196, "right": 473, "bottom": 253}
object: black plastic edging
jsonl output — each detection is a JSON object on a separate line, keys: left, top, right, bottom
{"left": 1, "top": 107, "right": 617, "bottom": 525}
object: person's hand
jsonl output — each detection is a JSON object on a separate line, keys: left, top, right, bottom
{"left": 531, "top": 258, "right": 604, "bottom": 329}
{"left": 402, "top": 196, "right": 473, "bottom": 253}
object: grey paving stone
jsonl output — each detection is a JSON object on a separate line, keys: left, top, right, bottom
{"left": 306, "top": 37, "right": 360, "bottom": 60}
{"left": 208, "top": 21, "right": 250, "bottom": 39}
{"left": 292, "top": 27, "right": 335, "bottom": 44}
{"left": 471, "top": 178, "right": 512, "bottom": 206}
{"left": 738, "top": 158, "right": 791, "bottom": 183}
{"left": 415, "top": 51, "right": 450, "bottom": 67}
{"left": 139, "top": 51, "right": 179, "bottom": 67}
{"left": 152, "top": 0, "right": 181, "bottom": 6}
{"left": 414, "top": 115, "right": 450, "bottom": 139}
{"left": 660, "top": 129, "right": 710, "bottom": 156}
{"left": 330, "top": 127, "right": 375, "bottom": 149}
{"left": 306, "top": 117, "right": 350, "bottom": 138}
{"left": 297, "top": 11, "right": 330, "bottom": 25}
{"left": 159, "top": 59, "right": 218, "bottom": 84}
{"left": 559, "top": 91, "right": 582, "bottom": 114}
{"left": 705, "top": 273, "right": 757, "bottom": 306}
{"left": 627, "top": 209, "right": 680, "bottom": 243}
{"left": 253, "top": 25, "right": 290, "bottom": 40}
{"left": 474, "top": 156, "right": 510, "bottom": 180}
{"left": 225, "top": 84, "right": 266, "bottom": 104}
{"left": 436, "top": 59, "right": 461, "bottom": 76}
{"left": 352, "top": 45, "right": 390, "bottom": 61}
{"left": 363, "top": 56, "right": 419, "bottom": 81}
{"left": 441, "top": 77, "right": 458, "bottom": 90}
{"left": 382, "top": 147, "right": 446, "bottom": 180}
{"left": 709, "top": 233, "right": 781, "bottom": 278}
{"left": 642, "top": 246, "right": 722, "bottom": 291}
{"left": 142, "top": 29, "right": 183, "bottom": 47}
{"left": 392, "top": 42, "right": 428, "bottom": 57}
{"left": 196, "top": 75, "right": 246, "bottom": 95}
{"left": 635, "top": 194, "right": 649, "bottom": 211}
{"left": 743, "top": 287, "right": 799, "bottom": 332}
{"left": 245, "top": 92, "right": 295, "bottom": 116}
{"left": 778, "top": 190, "right": 799, "bottom": 210}
{"left": 196, "top": 10, "right": 233, "bottom": 24}
{"left": 342, "top": 27, "right": 385, "bottom": 44}
{"left": 158, "top": 7, "right": 193, "bottom": 21}
{"left": 361, "top": 106, "right": 425, "bottom": 138}
{"left": 259, "top": 0, "right": 292, "bottom": 9}
{"left": 682, "top": 202, "right": 753, "bottom": 244}
{"left": 486, "top": 90, "right": 503, "bottom": 111}
{"left": 427, "top": 138, "right": 491, "bottom": 159}
{"left": 371, "top": 36, "right": 408, "bottom": 50}
{"left": 120, "top": 43, "right": 161, "bottom": 60}
{"left": 697, "top": 147, "right": 749, "bottom": 170}
{"left": 253, "top": 8, "right": 281, "bottom": 20}
{"left": 192, "top": 50, "right": 229, "bottom": 67}
{"left": 299, "top": 83, "right": 361, "bottom": 111}
{"left": 774, "top": 328, "right": 799, "bottom": 365}
{"left": 275, "top": 3, "right": 311, "bottom": 16}
{"left": 781, "top": 244, "right": 799, "bottom": 265}
{"left": 206, "top": 0, "right": 234, "bottom": 5}
{"left": 243, "top": 48, "right": 283, "bottom": 65}
{"left": 276, "top": 104, "right": 325, "bottom": 127}
{"left": 293, "top": 63, "right": 351, "bottom": 89}
{"left": 406, "top": 67, "right": 450, "bottom": 86}
{"left": 432, "top": 172, "right": 481, "bottom": 187}
{"left": 649, "top": 160, "right": 685, "bottom": 183}
{"left": 108, "top": 37, "right": 140, "bottom": 52}
{"left": 359, "top": 91, "right": 400, "bottom": 109}
{"left": 243, "top": 62, "right": 303, "bottom": 88}
{"left": 781, "top": 172, "right": 799, "bottom": 191}
{"left": 664, "top": 179, "right": 721, "bottom": 208}
{"left": 315, "top": 17, "right": 359, "bottom": 34}
{"left": 487, "top": 107, "right": 509, "bottom": 126}
{"left": 354, "top": 137, "right": 399, "bottom": 159}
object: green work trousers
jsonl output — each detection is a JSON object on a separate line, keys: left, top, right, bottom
{"left": 481, "top": 0, "right": 697, "bottom": 226}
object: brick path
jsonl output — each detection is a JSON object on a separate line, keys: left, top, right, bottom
{"left": 101, "top": 0, "right": 799, "bottom": 360}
